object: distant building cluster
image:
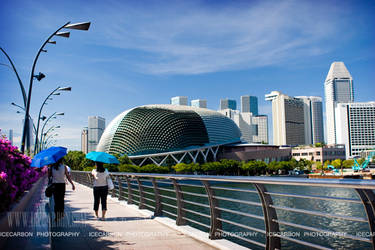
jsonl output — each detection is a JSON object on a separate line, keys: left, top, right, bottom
{"left": 170, "top": 95, "right": 269, "bottom": 144}
{"left": 266, "top": 61, "right": 374, "bottom": 159}
{"left": 80, "top": 61, "right": 373, "bottom": 163}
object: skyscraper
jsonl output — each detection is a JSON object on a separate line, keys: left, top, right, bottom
{"left": 171, "top": 96, "right": 188, "bottom": 106}
{"left": 335, "top": 102, "right": 375, "bottom": 158}
{"left": 265, "top": 91, "right": 305, "bottom": 145}
{"left": 81, "top": 127, "right": 88, "bottom": 154}
{"left": 220, "top": 99, "right": 237, "bottom": 110}
{"left": 88, "top": 116, "right": 105, "bottom": 152}
{"left": 241, "top": 95, "right": 258, "bottom": 115}
{"left": 191, "top": 99, "right": 207, "bottom": 108}
{"left": 8, "top": 129, "right": 13, "bottom": 145}
{"left": 324, "top": 62, "right": 354, "bottom": 144}
{"left": 296, "top": 96, "right": 324, "bottom": 144}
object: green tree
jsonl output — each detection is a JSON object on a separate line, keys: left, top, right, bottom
{"left": 118, "top": 164, "right": 139, "bottom": 173}
{"left": 201, "top": 162, "right": 223, "bottom": 174}
{"left": 343, "top": 159, "right": 354, "bottom": 169}
{"left": 63, "top": 151, "right": 86, "bottom": 170}
{"left": 173, "top": 163, "right": 200, "bottom": 174}
{"left": 138, "top": 164, "right": 170, "bottom": 173}
{"left": 267, "top": 161, "right": 280, "bottom": 175}
{"left": 219, "top": 159, "right": 240, "bottom": 175}
{"left": 331, "top": 159, "right": 343, "bottom": 175}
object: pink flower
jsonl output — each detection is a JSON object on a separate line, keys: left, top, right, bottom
{"left": 0, "top": 171, "right": 7, "bottom": 179}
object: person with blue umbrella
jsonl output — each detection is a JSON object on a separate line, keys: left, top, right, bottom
{"left": 33, "top": 147, "right": 75, "bottom": 221}
{"left": 86, "top": 151, "right": 119, "bottom": 221}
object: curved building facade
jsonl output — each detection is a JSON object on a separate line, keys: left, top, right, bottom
{"left": 97, "top": 105, "right": 241, "bottom": 160}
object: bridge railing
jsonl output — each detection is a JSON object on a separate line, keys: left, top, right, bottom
{"left": 71, "top": 171, "right": 375, "bottom": 250}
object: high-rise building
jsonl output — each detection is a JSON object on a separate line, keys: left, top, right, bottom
{"left": 191, "top": 99, "right": 207, "bottom": 108}
{"left": 219, "top": 109, "right": 268, "bottom": 144}
{"left": 8, "top": 129, "right": 13, "bottom": 145}
{"left": 241, "top": 95, "right": 258, "bottom": 115}
{"left": 324, "top": 62, "right": 354, "bottom": 144}
{"left": 171, "top": 96, "right": 188, "bottom": 106}
{"left": 88, "top": 116, "right": 105, "bottom": 152}
{"left": 296, "top": 96, "right": 324, "bottom": 144}
{"left": 81, "top": 127, "right": 88, "bottom": 154}
{"left": 252, "top": 115, "right": 268, "bottom": 144}
{"left": 265, "top": 91, "right": 305, "bottom": 146}
{"left": 335, "top": 102, "right": 375, "bottom": 159}
{"left": 220, "top": 99, "right": 236, "bottom": 110}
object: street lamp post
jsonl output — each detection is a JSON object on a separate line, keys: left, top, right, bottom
{"left": 34, "top": 86, "right": 71, "bottom": 153}
{"left": 20, "top": 21, "right": 90, "bottom": 154}
{"left": 39, "top": 112, "right": 64, "bottom": 152}
{"left": 39, "top": 125, "right": 60, "bottom": 152}
{"left": 42, "top": 133, "right": 58, "bottom": 150}
{"left": 0, "top": 48, "right": 27, "bottom": 107}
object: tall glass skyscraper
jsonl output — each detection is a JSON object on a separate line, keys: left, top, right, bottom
{"left": 241, "top": 95, "right": 258, "bottom": 115}
{"left": 220, "top": 99, "right": 237, "bottom": 110}
{"left": 324, "top": 62, "right": 354, "bottom": 144}
{"left": 88, "top": 116, "right": 105, "bottom": 152}
{"left": 296, "top": 96, "right": 324, "bottom": 144}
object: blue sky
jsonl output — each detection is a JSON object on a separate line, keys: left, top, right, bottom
{"left": 1, "top": 0, "right": 374, "bottom": 150}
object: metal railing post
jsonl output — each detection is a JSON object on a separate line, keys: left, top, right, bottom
{"left": 110, "top": 175, "right": 116, "bottom": 197}
{"left": 254, "top": 183, "right": 281, "bottom": 250}
{"left": 202, "top": 180, "right": 222, "bottom": 239}
{"left": 152, "top": 178, "right": 163, "bottom": 216}
{"left": 117, "top": 176, "right": 124, "bottom": 200}
{"left": 172, "top": 179, "right": 186, "bottom": 225}
{"left": 356, "top": 189, "right": 375, "bottom": 249}
{"left": 87, "top": 173, "right": 92, "bottom": 187}
{"left": 125, "top": 176, "right": 133, "bottom": 204}
{"left": 136, "top": 177, "right": 145, "bottom": 209}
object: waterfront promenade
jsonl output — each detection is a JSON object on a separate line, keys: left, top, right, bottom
{"left": 50, "top": 182, "right": 220, "bottom": 250}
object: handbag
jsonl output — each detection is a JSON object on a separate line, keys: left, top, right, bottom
{"left": 45, "top": 179, "right": 55, "bottom": 197}
{"left": 107, "top": 176, "right": 114, "bottom": 190}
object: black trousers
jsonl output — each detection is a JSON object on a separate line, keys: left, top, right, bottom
{"left": 53, "top": 183, "right": 66, "bottom": 217}
{"left": 93, "top": 186, "right": 108, "bottom": 211}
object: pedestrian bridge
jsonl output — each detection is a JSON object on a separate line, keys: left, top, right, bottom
{"left": 2, "top": 172, "right": 375, "bottom": 249}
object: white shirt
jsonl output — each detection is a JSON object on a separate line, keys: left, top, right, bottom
{"left": 91, "top": 169, "right": 109, "bottom": 187}
{"left": 52, "top": 164, "right": 66, "bottom": 184}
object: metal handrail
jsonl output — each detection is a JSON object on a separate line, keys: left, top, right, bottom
{"left": 70, "top": 171, "right": 375, "bottom": 250}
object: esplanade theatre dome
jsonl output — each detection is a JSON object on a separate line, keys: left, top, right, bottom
{"left": 97, "top": 104, "right": 241, "bottom": 156}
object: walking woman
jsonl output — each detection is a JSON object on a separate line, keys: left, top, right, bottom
{"left": 91, "top": 162, "right": 109, "bottom": 220}
{"left": 49, "top": 158, "right": 75, "bottom": 221}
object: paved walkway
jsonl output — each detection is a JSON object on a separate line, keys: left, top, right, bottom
{"left": 50, "top": 182, "right": 217, "bottom": 250}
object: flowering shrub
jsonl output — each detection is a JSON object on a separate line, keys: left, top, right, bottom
{"left": 0, "top": 132, "right": 46, "bottom": 212}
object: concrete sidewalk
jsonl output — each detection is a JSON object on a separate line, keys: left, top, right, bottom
{"left": 50, "top": 182, "right": 218, "bottom": 250}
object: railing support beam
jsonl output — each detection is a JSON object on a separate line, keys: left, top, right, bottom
{"left": 356, "top": 189, "right": 375, "bottom": 249}
{"left": 172, "top": 179, "right": 186, "bottom": 226}
{"left": 202, "top": 180, "right": 222, "bottom": 239}
{"left": 126, "top": 176, "right": 133, "bottom": 204}
{"left": 152, "top": 178, "right": 163, "bottom": 216}
{"left": 254, "top": 183, "right": 281, "bottom": 250}
{"left": 117, "top": 176, "right": 124, "bottom": 200}
{"left": 136, "top": 177, "right": 145, "bottom": 209}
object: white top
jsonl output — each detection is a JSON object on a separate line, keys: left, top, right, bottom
{"left": 52, "top": 164, "right": 66, "bottom": 184}
{"left": 91, "top": 169, "right": 109, "bottom": 187}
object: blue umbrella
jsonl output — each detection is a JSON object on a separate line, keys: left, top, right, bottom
{"left": 31, "top": 146, "right": 67, "bottom": 167}
{"left": 86, "top": 151, "right": 119, "bottom": 164}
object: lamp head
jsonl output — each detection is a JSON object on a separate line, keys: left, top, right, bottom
{"left": 64, "top": 22, "right": 91, "bottom": 31}
{"left": 34, "top": 72, "right": 45, "bottom": 81}
{"left": 58, "top": 87, "right": 72, "bottom": 91}
{"left": 56, "top": 32, "right": 70, "bottom": 38}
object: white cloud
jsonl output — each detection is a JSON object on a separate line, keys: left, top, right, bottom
{"left": 88, "top": 0, "right": 345, "bottom": 75}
